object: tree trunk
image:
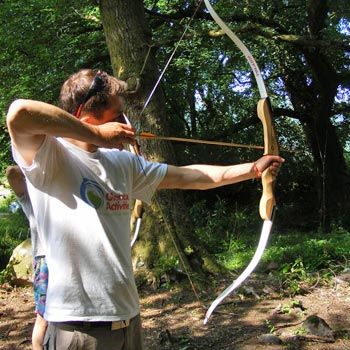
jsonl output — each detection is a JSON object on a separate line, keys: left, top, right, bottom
{"left": 282, "top": 50, "right": 348, "bottom": 231}
{"left": 276, "top": 0, "right": 350, "bottom": 231}
{"left": 303, "top": 113, "right": 347, "bottom": 231}
{"left": 99, "top": 0, "right": 221, "bottom": 279}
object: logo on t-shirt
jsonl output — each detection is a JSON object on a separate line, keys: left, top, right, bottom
{"left": 80, "top": 178, "right": 105, "bottom": 209}
{"left": 80, "top": 178, "right": 130, "bottom": 212}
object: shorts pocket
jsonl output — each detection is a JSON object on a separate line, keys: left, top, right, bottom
{"left": 42, "top": 335, "right": 50, "bottom": 350}
{"left": 66, "top": 331, "right": 80, "bottom": 350}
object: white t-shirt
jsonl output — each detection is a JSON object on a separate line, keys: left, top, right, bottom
{"left": 17, "top": 191, "right": 45, "bottom": 257}
{"left": 13, "top": 136, "right": 167, "bottom": 322}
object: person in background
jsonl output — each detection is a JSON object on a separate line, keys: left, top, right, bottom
{"left": 6, "top": 165, "right": 48, "bottom": 350}
{"left": 6, "top": 69, "right": 284, "bottom": 350}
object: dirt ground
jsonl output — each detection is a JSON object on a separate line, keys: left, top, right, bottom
{"left": 1, "top": 272, "right": 350, "bottom": 350}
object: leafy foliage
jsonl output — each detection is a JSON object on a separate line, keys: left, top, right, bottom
{"left": 0, "top": 0, "right": 110, "bottom": 173}
{"left": 0, "top": 123, "right": 12, "bottom": 176}
{"left": 189, "top": 196, "right": 255, "bottom": 254}
{"left": 144, "top": 0, "right": 350, "bottom": 230}
{"left": 1, "top": 0, "right": 349, "bottom": 229}
{"left": 0, "top": 186, "right": 30, "bottom": 271}
{"left": 0, "top": 0, "right": 349, "bottom": 278}
{"left": 0, "top": 208, "right": 29, "bottom": 270}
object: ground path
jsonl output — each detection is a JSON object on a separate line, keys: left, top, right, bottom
{"left": 1, "top": 273, "right": 350, "bottom": 350}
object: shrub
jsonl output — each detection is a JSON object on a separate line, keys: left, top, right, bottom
{"left": 0, "top": 198, "right": 29, "bottom": 270}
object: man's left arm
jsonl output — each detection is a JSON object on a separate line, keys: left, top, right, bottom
{"left": 157, "top": 155, "right": 284, "bottom": 190}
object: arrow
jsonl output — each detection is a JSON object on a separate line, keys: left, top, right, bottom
{"left": 137, "top": 132, "right": 299, "bottom": 153}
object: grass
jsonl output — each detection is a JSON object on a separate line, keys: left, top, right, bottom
{"left": 215, "top": 227, "right": 350, "bottom": 295}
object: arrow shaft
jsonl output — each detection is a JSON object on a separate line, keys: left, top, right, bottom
{"left": 137, "top": 133, "right": 298, "bottom": 153}
{"left": 137, "top": 133, "right": 264, "bottom": 150}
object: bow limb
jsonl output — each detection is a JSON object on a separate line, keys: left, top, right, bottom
{"left": 204, "top": 102, "right": 278, "bottom": 325}
{"left": 121, "top": 114, "right": 144, "bottom": 247}
{"left": 203, "top": 0, "right": 267, "bottom": 99}
{"left": 203, "top": 222, "right": 271, "bottom": 324}
{"left": 203, "top": 0, "right": 279, "bottom": 325}
{"left": 129, "top": 148, "right": 144, "bottom": 247}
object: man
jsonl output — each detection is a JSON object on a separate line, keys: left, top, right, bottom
{"left": 6, "top": 165, "right": 48, "bottom": 350}
{"left": 6, "top": 69, "right": 284, "bottom": 350}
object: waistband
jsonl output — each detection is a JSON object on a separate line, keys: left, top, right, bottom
{"left": 56, "top": 319, "right": 130, "bottom": 331}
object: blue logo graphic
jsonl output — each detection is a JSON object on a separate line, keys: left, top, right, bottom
{"left": 80, "top": 178, "right": 104, "bottom": 209}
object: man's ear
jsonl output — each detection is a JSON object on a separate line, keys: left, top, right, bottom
{"left": 80, "top": 115, "right": 91, "bottom": 123}
{"left": 80, "top": 114, "right": 101, "bottom": 125}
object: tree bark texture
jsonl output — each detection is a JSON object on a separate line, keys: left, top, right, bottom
{"left": 99, "top": 0, "right": 220, "bottom": 277}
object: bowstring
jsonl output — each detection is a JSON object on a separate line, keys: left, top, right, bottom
{"left": 133, "top": 0, "right": 205, "bottom": 310}
{"left": 138, "top": 0, "right": 204, "bottom": 119}
{"left": 132, "top": 145, "right": 204, "bottom": 311}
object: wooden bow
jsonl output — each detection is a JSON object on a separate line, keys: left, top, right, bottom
{"left": 203, "top": 0, "right": 280, "bottom": 324}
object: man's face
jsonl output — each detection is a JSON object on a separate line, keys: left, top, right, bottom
{"left": 87, "top": 96, "right": 124, "bottom": 125}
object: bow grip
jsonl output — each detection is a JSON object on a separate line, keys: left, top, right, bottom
{"left": 133, "top": 199, "right": 144, "bottom": 219}
{"left": 257, "top": 98, "right": 279, "bottom": 221}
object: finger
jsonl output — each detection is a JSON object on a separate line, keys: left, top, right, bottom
{"left": 108, "top": 121, "right": 135, "bottom": 134}
{"left": 116, "top": 127, "right": 135, "bottom": 140}
{"left": 120, "top": 123, "right": 136, "bottom": 133}
{"left": 121, "top": 127, "right": 136, "bottom": 137}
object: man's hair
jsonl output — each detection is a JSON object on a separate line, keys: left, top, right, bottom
{"left": 59, "top": 69, "right": 129, "bottom": 119}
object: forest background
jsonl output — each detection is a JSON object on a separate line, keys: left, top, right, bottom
{"left": 0, "top": 0, "right": 349, "bottom": 299}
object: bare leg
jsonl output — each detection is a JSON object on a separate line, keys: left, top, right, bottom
{"left": 32, "top": 314, "right": 48, "bottom": 350}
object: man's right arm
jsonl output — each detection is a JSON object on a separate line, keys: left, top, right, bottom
{"left": 6, "top": 99, "right": 135, "bottom": 166}
{"left": 6, "top": 165, "right": 26, "bottom": 197}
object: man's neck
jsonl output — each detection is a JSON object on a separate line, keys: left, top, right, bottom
{"left": 63, "top": 138, "right": 98, "bottom": 153}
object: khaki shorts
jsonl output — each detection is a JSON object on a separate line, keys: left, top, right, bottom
{"left": 42, "top": 314, "right": 143, "bottom": 350}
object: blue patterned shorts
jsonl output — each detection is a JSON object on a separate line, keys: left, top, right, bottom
{"left": 33, "top": 256, "right": 48, "bottom": 317}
